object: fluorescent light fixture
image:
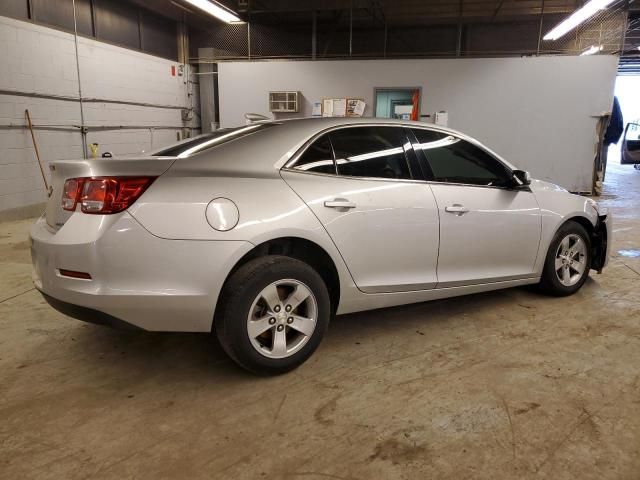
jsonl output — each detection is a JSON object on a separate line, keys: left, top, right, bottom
{"left": 580, "top": 44, "right": 603, "bottom": 56}
{"left": 543, "top": 0, "right": 615, "bottom": 41}
{"left": 183, "top": 0, "right": 241, "bottom": 23}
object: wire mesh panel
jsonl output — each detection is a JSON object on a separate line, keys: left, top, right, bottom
{"left": 190, "top": 1, "right": 630, "bottom": 61}
{"left": 539, "top": 6, "right": 627, "bottom": 55}
{"left": 350, "top": 27, "right": 386, "bottom": 56}
{"left": 465, "top": 21, "right": 540, "bottom": 56}
{"left": 251, "top": 23, "right": 311, "bottom": 57}
{"left": 196, "top": 22, "right": 249, "bottom": 59}
{"left": 386, "top": 25, "right": 459, "bottom": 56}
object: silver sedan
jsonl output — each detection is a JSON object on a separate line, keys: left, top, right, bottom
{"left": 30, "top": 118, "right": 611, "bottom": 374}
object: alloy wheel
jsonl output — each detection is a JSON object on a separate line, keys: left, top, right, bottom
{"left": 554, "top": 233, "right": 588, "bottom": 287}
{"left": 247, "top": 279, "right": 318, "bottom": 359}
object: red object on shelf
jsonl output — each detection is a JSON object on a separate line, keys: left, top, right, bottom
{"left": 411, "top": 89, "right": 420, "bottom": 121}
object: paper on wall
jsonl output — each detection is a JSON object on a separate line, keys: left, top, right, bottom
{"left": 322, "top": 99, "right": 333, "bottom": 117}
{"left": 312, "top": 102, "right": 322, "bottom": 117}
{"left": 347, "top": 99, "right": 366, "bottom": 117}
{"left": 332, "top": 98, "right": 347, "bottom": 117}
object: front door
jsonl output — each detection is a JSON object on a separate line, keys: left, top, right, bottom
{"left": 282, "top": 125, "right": 440, "bottom": 293}
{"left": 410, "top": 128, "right": 541, "bottom": 287}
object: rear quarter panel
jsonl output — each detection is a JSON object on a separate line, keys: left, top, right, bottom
{"left": 127, "top": 173, "right": 359, "bottom": 310}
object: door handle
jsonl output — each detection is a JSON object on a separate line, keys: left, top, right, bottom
{"left": 445, "top": 204, "right": 469, "bottom": 215}
{"left": 324, "top": 198, "right": 356, "bottom": 209}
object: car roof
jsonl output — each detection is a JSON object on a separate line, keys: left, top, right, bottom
{"left": 169, "top": 117, "right": 515, "bottom": 178}
{"left": 250, "top": 116, "right": 462, "bottom": 136}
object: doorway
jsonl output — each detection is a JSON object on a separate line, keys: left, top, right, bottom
{"left": 607, "top": 75, "right": 640, "bottom": 166}
{"left": 374, "top": 88, "right": 421, "bottom": 120}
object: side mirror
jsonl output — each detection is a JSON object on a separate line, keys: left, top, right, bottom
{"left": 513, "top": 169, "right": 531, "bottom": 186}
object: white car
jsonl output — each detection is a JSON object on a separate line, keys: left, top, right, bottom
{"left": 30, "top": 118, "right": 611, "bottom": 374}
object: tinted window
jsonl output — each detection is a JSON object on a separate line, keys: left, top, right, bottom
{"left": 412, "top": 129, "right": 512, "bottom": 187}
{"left": 294, "top": 135, "right": 336, "bottom": 174}
{"left": 330, "top": 127, "right": 412, "bottom": 180}
{"left": 153, "top": 124, "right": 275, "bottom": 157}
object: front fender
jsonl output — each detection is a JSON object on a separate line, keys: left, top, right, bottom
{"left": 530, "top": 180, "right": 599, "bottom": 274}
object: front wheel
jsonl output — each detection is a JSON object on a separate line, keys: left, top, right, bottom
{"left": 538, "top": 221, "right": 591, "bottom": 296}
{"left": 214, "top": 255, "right": 331, "bottom": 375}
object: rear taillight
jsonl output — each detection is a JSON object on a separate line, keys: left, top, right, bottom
{"left": 61, "top": 177, "right": 156, "bottom": 214}
{"left": 62, "top": 178, "right": 83, "bottom": 211}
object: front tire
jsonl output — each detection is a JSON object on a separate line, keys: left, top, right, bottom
{"left": 214, "top": 255, "right": 331, "bottom": 375}
{"left": 538, "top": 221, "right": 591, "bottom": 296}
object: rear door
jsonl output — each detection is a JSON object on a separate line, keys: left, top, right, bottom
{"left": 410, "top": 128, "right": 541, "bottom": 287}
{"left": 282, "top": 125, "right": 440, "bottom": 293}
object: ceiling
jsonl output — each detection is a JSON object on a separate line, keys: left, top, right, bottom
{"left": 128, "top": 0, "right": 640, "bottom": 66}
{"left": 129, "top": 0, "right": 640, "bottom": 27}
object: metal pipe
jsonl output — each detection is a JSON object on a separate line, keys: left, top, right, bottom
{"left": 536, "top": 0, "right": 545, "bottom": 55}
{"left": 72, "top": 0, "right": 88, "bottom": 159}
{"left": 312, "top": 10, "right": 317, "bottom": 60}
{"left": 247, "top": 15, "right": 251, "bottom": 59}
{"left": 456, "top": 0, "right": 464, "bottom": 56}
{"left": 0, "top": 124, "right": 199, "bottom": 132}
{"left": 0, "top": 89, "right": 189, "bottom": 110}
{"left": 383, "top": 20, "right": 387, "bottom": 58}
{"left": 0, "top": 124, "right": 79, "bottom": 132}
{"left": 619, "top": 0, "right": 629, "bottom": 54}
{"left": 349, "top": 0, "right": 353, "bottom": 57}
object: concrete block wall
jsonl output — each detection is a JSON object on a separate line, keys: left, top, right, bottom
{"left": 0, "top": 15, "right": 199, "bottom": 219}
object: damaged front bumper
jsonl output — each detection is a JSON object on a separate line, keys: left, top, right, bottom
{"left": 591, "top": 209, "right": 612, "bottom": 273}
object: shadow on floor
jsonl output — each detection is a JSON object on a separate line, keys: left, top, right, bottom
{"left": 58, "top": 283, "right": 554, "bottom": 382}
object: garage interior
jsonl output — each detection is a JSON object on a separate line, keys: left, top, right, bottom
{"left": 1, "top": 0, "right": 640, "bottom": 478}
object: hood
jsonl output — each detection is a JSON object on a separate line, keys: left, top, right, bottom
{"left": 528, "top": 178, "right": 568, "bottom": 193}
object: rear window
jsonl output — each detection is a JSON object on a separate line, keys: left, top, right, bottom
{"left": 152, "top": 123, "right": 276, "bottom": 157}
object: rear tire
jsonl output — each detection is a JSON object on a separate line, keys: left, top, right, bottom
{"left": 538, "top": 221, "right": 591, "bottom": 296}
{"left": 214, "top": 255, "right": 331, "bottom": 375}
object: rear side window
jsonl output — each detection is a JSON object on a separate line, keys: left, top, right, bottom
{"left": 152, "top": 123, "right": 276, "bottom": 157}
{"left": 293, "top": 134, "right": 336, "bottom": 174}
{"left": 411, "top": 129, "right": 512, "bottom": 187}
{"left": 330, "top": 126, "right": 412, "bottom": 180}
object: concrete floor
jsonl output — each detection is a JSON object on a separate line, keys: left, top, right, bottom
{"left": 1, "top": 164, "right": 639, "bottom": 480}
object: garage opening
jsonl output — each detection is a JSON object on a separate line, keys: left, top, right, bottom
{"left": 603, "top": 72, "right": 640, "bottom": 187}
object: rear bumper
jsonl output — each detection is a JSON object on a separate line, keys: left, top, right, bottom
{"left": 30, "top": 212, "right": 253, "bottom": 332}
{"left": 41, "top": 293, "right": 142, "bottom": 330}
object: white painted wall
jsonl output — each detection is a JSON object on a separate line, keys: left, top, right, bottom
{"left": 0, "top": 16, "right": 198, "bottom": 217}
{"left": 218, "top": 57, "right": 618, "bottom": 192}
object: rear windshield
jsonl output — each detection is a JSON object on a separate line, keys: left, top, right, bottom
{"left": 152, "top": 123, "right": 276, "bottom": 157}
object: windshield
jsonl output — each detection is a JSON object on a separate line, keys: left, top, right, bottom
{"left": 152, "top": 123, "right": 276, "bottom": 158}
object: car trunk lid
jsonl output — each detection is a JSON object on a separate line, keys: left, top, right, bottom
{"left": 45, "top": 157, "right": 176, "bottom": 230}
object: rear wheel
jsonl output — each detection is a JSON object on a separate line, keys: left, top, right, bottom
{"left": 538, "top": 221, "right": 591, "bottom": 296}
{"left": 215, "top": 255, "right": 331, "bottom": 375}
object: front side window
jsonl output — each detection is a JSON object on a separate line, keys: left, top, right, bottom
{"left": 292, "top": 134, "right": 336, "bottom": 174}
{"left": 330, "top": 127, "right": 412, "bottom": 180}
{"left": 411, "top": 129, "right": 512, "bottom": 187}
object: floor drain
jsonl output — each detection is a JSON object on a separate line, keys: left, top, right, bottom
{"left": 618, "top": 250, "right": 640, "bottom": 258}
